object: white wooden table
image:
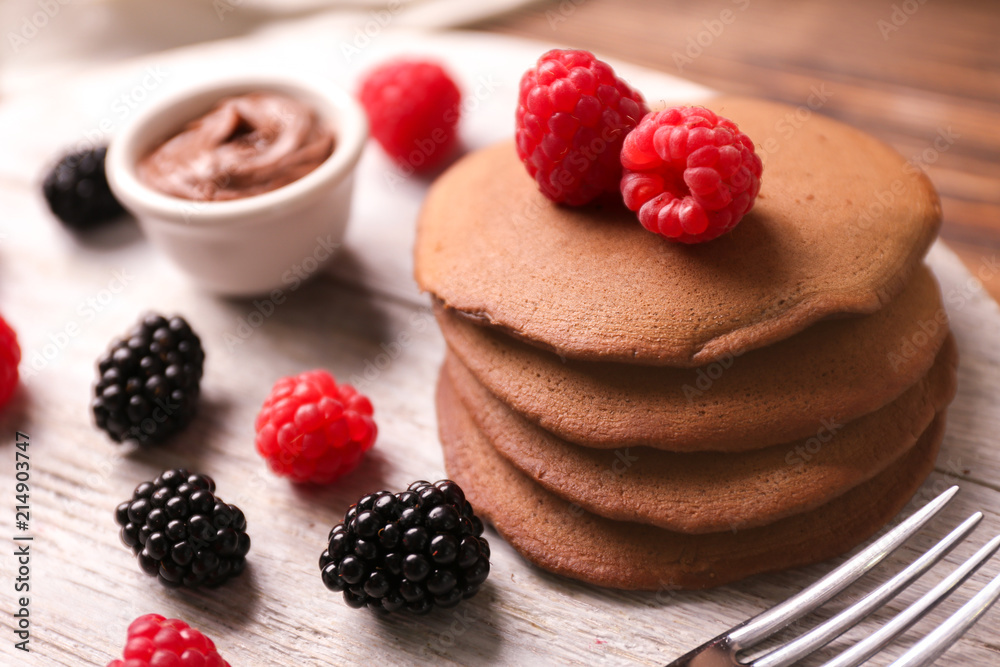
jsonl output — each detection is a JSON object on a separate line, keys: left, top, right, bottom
{"left": 0, "top": 26, "right": 997, "bottom": 666}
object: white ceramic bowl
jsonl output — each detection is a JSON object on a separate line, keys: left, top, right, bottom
{"left": 107, "top": 75, "right": 368, "bottom": 296}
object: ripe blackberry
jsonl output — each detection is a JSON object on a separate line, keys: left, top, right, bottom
{"left": 114, "top": 469, "right": 250, "bottom": 589}
{"left": 92, "top": 313, "right": 204, "bottom": 445}
{"left": 42, "top": 146, "right": 126, "bottom": 230}
{"left": 320, "top": 479, "right": 490, "bottom": 614}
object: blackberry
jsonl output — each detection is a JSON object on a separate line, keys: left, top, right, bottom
{"left": 41, "top": 146, "right": 126, "bottom": 230}
{"left": 114, "top": 468, "right": 250, "bottom": 589}
{"left": 92, "top": 313, "right": 204, "bottom": 445}
{"left": 320, "top": 479, "right": 490, "bottom": 614}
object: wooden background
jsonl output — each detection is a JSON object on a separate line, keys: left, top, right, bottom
{"left": 476, "top": 0, "right": 1000, "bottom": 301}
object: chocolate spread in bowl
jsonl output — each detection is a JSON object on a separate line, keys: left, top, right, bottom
{"left": 138, "top": 92, "right": 335, "bottom": 201}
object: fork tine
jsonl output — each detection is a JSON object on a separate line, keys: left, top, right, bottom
{"left": 823, "top": 534, "right": 1000, "bottom": 667}
{"left": 749, "top": 512, "right": 983, "bottom": 667}
{"left": 888, "top": 562, "right": 1000, "bottom": 667}
{"left": 727, "top": 486, "right": 959, "bottom": 650}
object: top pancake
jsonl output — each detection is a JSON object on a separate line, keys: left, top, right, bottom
{"left": 415, "top": 97, "right": 941, "bottom": 366}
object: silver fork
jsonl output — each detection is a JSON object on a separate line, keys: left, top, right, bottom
{"left": 668, "top": 486, "right": 1000, "bottom": 667}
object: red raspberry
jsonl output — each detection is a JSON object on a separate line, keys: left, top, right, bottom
{"left": 515, "top": 49, "right": 648, "bottom": 206}
{"left": 620, "top": 106, "right": 763, "bottom": 243}
{"left": 254, "top": 370, "right": 376, "bottom": 484}
{"left": 0, "top": 315, "right": 20, "bottom": 409}
{"left": 106, "top": 614, "right": 231, "bottom": 667}
{"left": 359, "top": 58, "right": 461, "bottom": 172}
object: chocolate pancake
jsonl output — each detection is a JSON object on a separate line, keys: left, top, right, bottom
{"left": 437, "top": 371, "right": 946, "bottom": 590}
{"left": 415, "top": 98, "right": 941, "bottom": 367}
{"left": 437, "top": 264, "right": 948, "bottom": 452}
{"left": 443, "top": 333, "right": 956, "bottom": 533}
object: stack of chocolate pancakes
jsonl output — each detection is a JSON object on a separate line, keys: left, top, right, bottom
{"left": 415, "top": 97, "right": 956, "bottom": 590}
